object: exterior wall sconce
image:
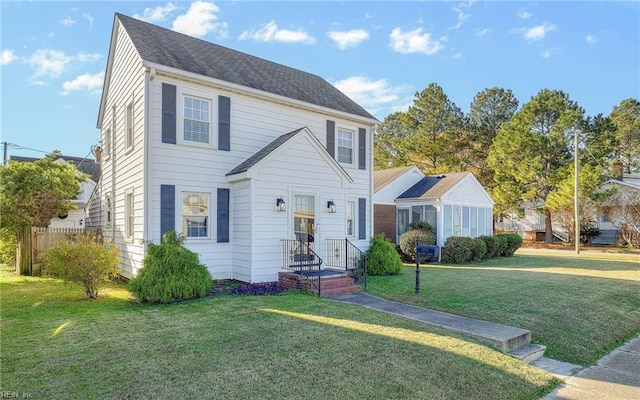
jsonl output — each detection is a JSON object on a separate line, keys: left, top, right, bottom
{"left": 327, "top": 200, "right": 336, "bottom": 213}
{"left": 276, "top": 197, "right": 286, "bottom": 212}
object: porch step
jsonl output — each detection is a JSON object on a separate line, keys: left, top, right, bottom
{"left": 317, "top": 276, "right": 360, "bottom": 297}
{"left": 508, "top": 343, "right": 547, "bottom": 364}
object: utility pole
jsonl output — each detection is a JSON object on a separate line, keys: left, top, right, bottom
{"left": 2, "top": 141, "right": 7, "bottom": 166}
{"left": 574, "top": 129, "right": 580, "bottom": 254}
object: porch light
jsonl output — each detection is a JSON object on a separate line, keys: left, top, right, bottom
{"left": 276, "top": 197, "right": 286, "bottom": 212}
{"left": 327, "top": 200, "right": 336, "bottom": 213}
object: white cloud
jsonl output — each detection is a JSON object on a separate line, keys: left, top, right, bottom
{"left": 523, "top": 22, "right": 556, "bottom": 43}
{"left": 27, "top": 49, "right": 102, "bottom": 82}
{"left": 541, "top": 47, "right": 561, "bottom": 59}
{"left": 327, "top": 29, "right": 369, "bottom": 50}
{"left": 134, "top": 3, "right": 178, "bottom": 23}
{"left": 62, "top": 71, "right": 105, "bottom": 95}
{"left": 517, "top": 11, "right": 533, "bottom": 19}
{"left": 172, "top": 1, "right": 228, "bottom": 39}
{"left": 449, "top": 4, "right": 471, "bottom": 30}
{"left": 28, "top": 49, "right": 71, "bottom": 79}
{"left": 60, "top": 16, "right": 76, "bottom": 27}
{"left": 1, "top": 49, "right": 16, "bottom": 65}
{"left": 332, "top": 75, "right": 411, "bottom": 116}
{"left": 475, "top": 28, "right": 490, "bottom": 38}
{"left": 585, "top": 34, "right": 599, "bottom": 45}
{"left": 389, "top": 28, "right": 445, "bottom": 55}
{"left": 83, "top": 13, "right": 94, "bottom": 30}
{"left": 239, "top": 21, "right": 316, "bottom": 44}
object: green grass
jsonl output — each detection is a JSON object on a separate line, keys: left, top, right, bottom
{"left": 0, "top": 265, "right": 558, "bottom": 400}
{"left": 366, "top": 250, "right": 640, "bottom": 365}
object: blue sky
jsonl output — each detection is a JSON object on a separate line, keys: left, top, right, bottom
{"left": 1, "top": 1, "right": 639, "bottom": 161}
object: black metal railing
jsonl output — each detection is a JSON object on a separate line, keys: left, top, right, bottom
{"left": 282, "top": 239, "right": 324, "bottom": 295}
{"left": 325, "top": 238, "right": 368, "bottom": 291}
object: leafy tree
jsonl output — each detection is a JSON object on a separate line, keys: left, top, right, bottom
{"left": 374, "top": 112, "right": 412, "bottom": 170}
{"left": 0, "top": 153, "right": 86, "bottom": 274}
{"left": 609, "top": 98, "right": 640, "bottom": 173}
{"left": 465, "top": 87, "right": 519, "bottom": 189}
{"left": 401, "top": 83, "right": 465, "bottom": 173}
{"left": 488, "top": 89, "right": 584, "bottom": 243}
{"left": 581, "top": 114, "right": 618, "bottom": 170}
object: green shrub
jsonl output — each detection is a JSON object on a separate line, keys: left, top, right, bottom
{"left": 128, "top": 231, "right": 213, "bottom": 304}
{"left": 0, "top": 228, "right": 16, "bottom": 266}
{"left": 44, "top": 233, "right": 120, "bottom": 299}
{"left": 500, "top": 234, "right": 523, "bottom": 256}
{"left": 442, "top": 237, "right": 475, "bottom": 264}
{"left": 399, "top": 229, "right": 436, "bottom": 262}
{"left": 365, "top": 234, "right": 403, "bottom": 276}
{"left": 471, "top": 238, "right": 487, "bottom": 262}
{"left": 408, "top": 221, "right": 434, "bottom": 234}
{"left": 479, "top": 235, "right": 499, "bottom": 259}
{"left": 494, "top": 235, "right": 508, "bottom": 256}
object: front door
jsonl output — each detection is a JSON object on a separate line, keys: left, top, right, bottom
{"left": 293, "top": 194, "right": 315, "bottom": 251}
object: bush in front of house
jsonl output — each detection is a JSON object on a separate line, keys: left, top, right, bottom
{"left": 478, "top": 235, "right": 499, "bottom": 259}
{"left": 471, "top": 238, "right": 487, "bottom": 262}
{"left": 365, "top": 234, "right": 403, "bottom": 276}
{"left": 44, "top": 233, "right": 120, "bottom": 299}
{"left": 0, "top": 228, "right": 16, "bottom": 266}
{"left": 399, "top": 228, "right": 436, "bottom": 262}
{"left": 500, "top": 234, "right": 523, "bottom": 256}
{"left": 494, "top": 235, "right": 509, "bottom": 257}
{"left": 441, "top": 236, "right": 475, "bottom": 264}
{"left": 128, "top": 231, "right": 213, "bottom": 304}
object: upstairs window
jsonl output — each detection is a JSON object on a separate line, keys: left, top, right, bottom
{"left": 183, "top": 96, "right": 210, "bottom": 144}
{"left": 125, "top": 100, "right": 134, "bottom": 150}
{"left": 337, "top": 128, "right": 353, "bottom": 164}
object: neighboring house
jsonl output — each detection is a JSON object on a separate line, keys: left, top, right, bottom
{"left": 92, "top": 14, "right": 377, "bottom": 282}
{"left": 594, "top": 173, "right": 640, "bottom": 245}
{"left": 10, "top": 155, "right": 99, "bottom": 228}
{"left": 373, "top": 166, "right": 494, "bottom": 246}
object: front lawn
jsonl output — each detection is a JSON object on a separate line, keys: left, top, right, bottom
{"left": 0, "top": 265, "right": 558, "bottom": 399}
{"left": 366, "top": 250, "right": 640, "bottom": 365}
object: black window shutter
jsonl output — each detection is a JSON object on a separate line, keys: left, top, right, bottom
{"left": 358, "top": 198, "right": 366, "bottom": 240}
{"left": 326, "top": 120, "right": 335, "bottom": 158}
{"left": 217, "top": 188, "right": 230, "bottom": 243}
{"left": 218, "top": 96, "right": 231, "bottom": 151}
{"left": 160, "top": 184, "right": 175, "bottom": 239}
{"left": 358, "top": 128, "right": 366, "bottom": 170}
{"left": 162, "top": 83, "right": 176, "bottom": 144}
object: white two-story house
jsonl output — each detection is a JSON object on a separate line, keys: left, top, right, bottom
{"left": 93, "top": 13, "right": 377, "bottom": 283}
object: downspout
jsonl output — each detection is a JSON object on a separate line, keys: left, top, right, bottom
{"left": 143, "top": 67, "right": 153, "bottom": 249}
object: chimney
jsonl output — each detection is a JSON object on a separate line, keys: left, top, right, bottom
{"left": 612, "top": 162, "right": 623, "bottom": 181}
{"left": 93, "top": 146, "right": 102, "bottom": 164}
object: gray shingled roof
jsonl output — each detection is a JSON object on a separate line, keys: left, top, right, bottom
{"left": 10, "top": 155, "right": 100, "bottom": 182}
{"left": 398, "top": 172, "right": 470, "bottom": 200}
{"left": 226, "top": 128, "right": 304, "bottom": 176}
{"left": 116, "top": 13, "right": 376, "bottom": 121}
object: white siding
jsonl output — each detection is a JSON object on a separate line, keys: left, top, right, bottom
{"left": 441, "top": 174, "right": 494, "bottom": 208}
{"left": 99, "top": 24, "right": 146, "bottom": 278}
{"left": 374, "top": 168, "right": 424, "bottom": 205}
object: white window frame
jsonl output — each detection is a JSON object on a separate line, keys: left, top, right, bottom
{"left": 125, "top": 97, "right": 134, "bottom": 152}
{"left": 124, "top": 189, "right": 134, "bottom": 242}
{"left": 181, "top": 191, "right": 211, "bottom": 240}
{"left": 346, "top": 201, "right": 355, "bottom": 237}
{"left": 177, "top": 87, "right": 214, "bottom": 148}
{"left": 337, "top": 128, "right": 354, "bottom": 165}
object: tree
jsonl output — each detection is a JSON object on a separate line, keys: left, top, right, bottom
{"left": 0, "top": 153, "right": 86, "bottom": 274}
{"left": 609, "top": 98, "right": 640, "bottom": 174}
{"left": 465, "top": 87, "right": 519, "bottom": 189}
{"left": 374, "top": 112, "right": 412, "bottom": 170}
{"left": 401, "top": 83, "right": 465, "bottom": 173}
{"left": 601, "top": 185, "right": 640, "bottom": 248}
{"left": 488, "top": 89, "right": 584, "bottom": 243}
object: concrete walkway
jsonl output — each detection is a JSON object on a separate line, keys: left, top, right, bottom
{"left": 329, "top": 292, "right": 640, "bottom": 400}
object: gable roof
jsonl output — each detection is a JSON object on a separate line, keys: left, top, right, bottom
{"left": 226, "top": 127, "right": 352, "bottom": 183}
{"left": 374, "top": 166, "right": 416, "bottom": 193}
{"left": 113, "top": 13, "right": 376, "bottom": 122}
{"left": 398, "top": 172, "right": 471, "bottom": 199}
{"left": 10, "top": 155, "right": 100, "bottom": 182}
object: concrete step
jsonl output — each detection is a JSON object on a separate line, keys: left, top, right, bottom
{"left": 509, "top": 343, "right": 547, "bottom": 364}
{"left": 319, "top": 285, "right": 361, "bottom": 297}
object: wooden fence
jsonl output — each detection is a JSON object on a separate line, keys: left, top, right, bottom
{"left": 17, "top": 227, "right": 102, "bottom": 276}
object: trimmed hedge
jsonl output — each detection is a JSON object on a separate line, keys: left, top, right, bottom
{"left": 442, "top": 237, "right": 475, "bottom": 264}
{"left": 443, "top": 234, "right": 523, "bottom": 264}
{"left": 471, "top": 238, "right": 487, "bottom": 262}
{"left": 366, "top": 234, "right": 403, "bottom": 276}
{"left": 479, "top": 235, "right": 499, "bottom": 259}
{"left": 499, "top": 233, "right": 523, "bottom": 256}
{"left": 128, "top": 231, "right": 213, "bottom": 304}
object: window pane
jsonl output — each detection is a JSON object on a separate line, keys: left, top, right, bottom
{"left": 425, "top": 205, "right": 437, "bottom": 235}
{"left": 462, "top": 207, "right": 470, "bottom": 236}
{"left": 453, "top": 206, "right": 462, "bottom": 236}
{"left": 478, "top": 208, "right": 485, "bottom": 236}
{"left": 444, "top": 205, "right": 452, "bottom": 240}
{"left": 398, "top": 209, "right": 409, "bottom": 236}
{"left": 182, "top": 192, "right": 208, "bottom": 238}
{"left": 412, "top": 206, "right": 423, "bottom": 224}
{"left": 184, "top": 96, "right": 210, "bottom": 144}
{"left": 470, "top": 207, "right": 478, "bottom": 237}
{"left": 337, "top": 129, "right": 353, "bottom": 164}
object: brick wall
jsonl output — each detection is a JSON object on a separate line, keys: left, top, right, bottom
{"left": 374, "top": 204, "right": 397, "bottom": 243}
